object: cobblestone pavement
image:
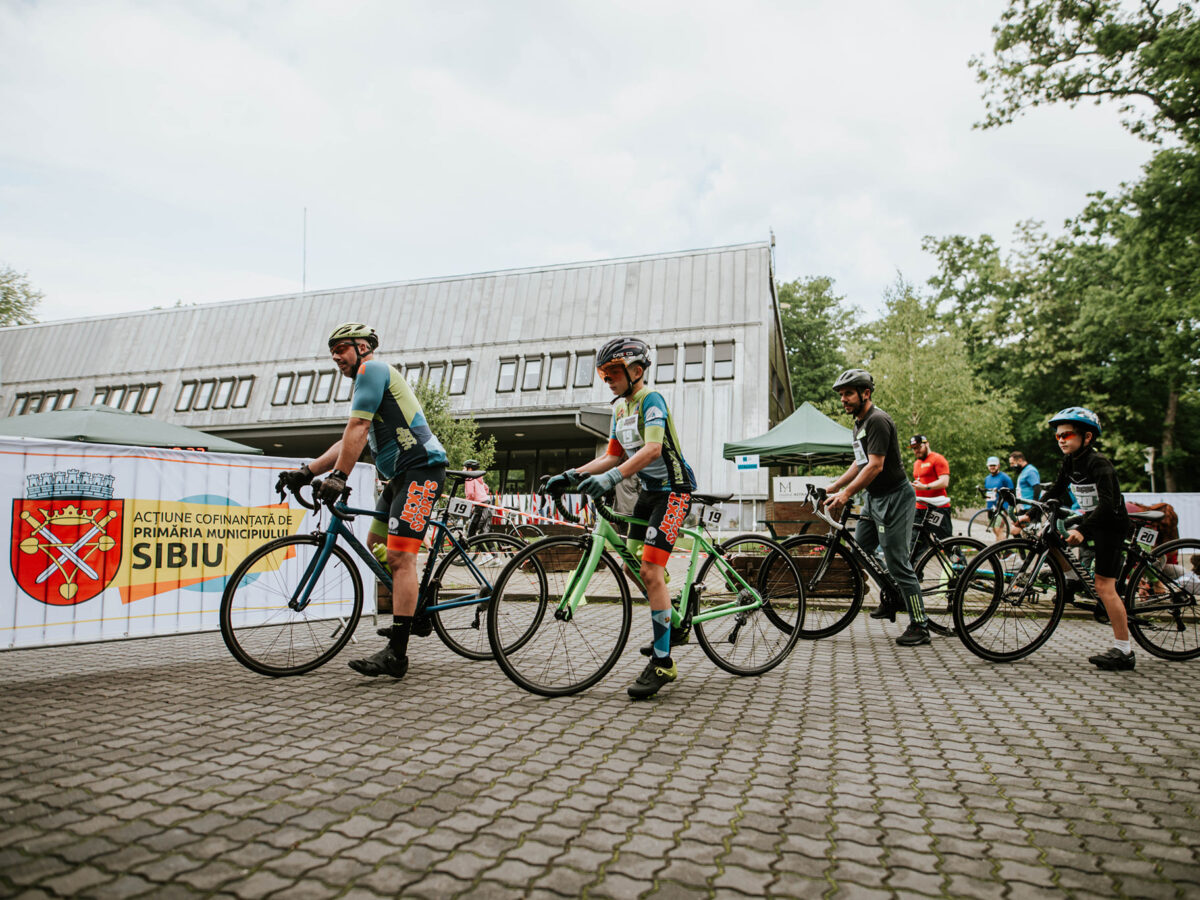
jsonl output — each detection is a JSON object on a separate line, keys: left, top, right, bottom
{"left": 3, "top": 614, "right": 1199, "bottom": 899}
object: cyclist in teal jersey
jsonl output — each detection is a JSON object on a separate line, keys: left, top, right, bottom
{"left": 545, "top": 337, "right": 697, "bottom": 699}
{"left": 277, "top": 322, "right": 447, "bottom": 680}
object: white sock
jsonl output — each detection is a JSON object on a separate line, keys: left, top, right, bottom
{"left": 1114, "top": 639, "right": 1132, "bottom": 654}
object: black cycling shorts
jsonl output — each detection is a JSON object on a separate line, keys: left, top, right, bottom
{"left": 1089, "top": 531, "right": 1126, "bottom": 580}
{"left": 628, "top": 490, "right": 692, "bottom": 566}
{"left": 369, "top": 465, "right": 446, "bottom": 553}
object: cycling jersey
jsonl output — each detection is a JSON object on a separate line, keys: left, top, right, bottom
{"left": 913, "top": 452, "right": 950, "bottom": 509}
{"left": 984, "top": 472, "right": 1014, "bottom": 510}
{"left": 1043, "top": 445, "right": 1128, "bottom": 540}
{"left": 852, "top": 405, "right": 906, "bottom": 496}
{"left": 1014, "top": 463, "right": 1040, "bottom": 502}
{"left": 606, "top": 385, "right": 696, "bottom": 493}
{"left": 350, "top": 360, "right": 447, "bottom": 479}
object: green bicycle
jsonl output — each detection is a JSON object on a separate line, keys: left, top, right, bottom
{"left": 484, "top": 483, "right": 806, "bottom": 696}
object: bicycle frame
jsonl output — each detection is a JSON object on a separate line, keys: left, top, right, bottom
{"left": 802, "top": 488, "right": 903, "bottom": 601}
{"left": 552, "top": 504, "right": 771, "bottom": 628}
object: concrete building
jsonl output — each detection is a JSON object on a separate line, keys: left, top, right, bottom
{"left": 0, "top": 240, "right": 794, "bottom": 524}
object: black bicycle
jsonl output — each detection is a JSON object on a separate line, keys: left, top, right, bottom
{"left": 967, "top": 485, "right": 1020, "bottom": 539}
{"left": 219, "top": 469, "right": 525, "bottom": 676}
{"left": 783, "top": 485, "right": 984, "bottom": 638}
{"left": 950, "top": 488, "right": 1200, "bottom": 663}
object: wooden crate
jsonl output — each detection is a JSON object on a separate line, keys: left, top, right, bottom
{"left": 727, "top": 552, "right": 855, "bottom": 597}
{"left": 764, "top": 500, "right": 829, "bottom": 537}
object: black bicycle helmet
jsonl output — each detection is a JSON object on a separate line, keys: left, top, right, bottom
{"left": 597, "top": 337, "right": 651, "bottom": 372}
{"left": 327, "top": 322, "right": 379, "bottom": 351}
{"left": 463, "top": 459, "right": 480, "bottom": 469}
{"left": 832, "top": 368, "right": 874, "bottom": 392}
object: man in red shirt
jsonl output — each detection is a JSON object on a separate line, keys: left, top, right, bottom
{"left": 909, "top": 435, "right": 953, "bottom": 546}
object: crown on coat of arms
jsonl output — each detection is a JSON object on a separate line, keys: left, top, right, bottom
{"left": 25, "top": 469, "right": 116, "bottom": 500}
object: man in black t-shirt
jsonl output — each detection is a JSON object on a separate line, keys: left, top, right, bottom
{"left": 825, "top": 369, "right": 931, "bottom": 646}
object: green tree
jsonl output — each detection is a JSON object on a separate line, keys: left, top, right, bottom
{"left": 776, "top": 276, "right": 857, "bottom": 408}
{"left": 857, "top": 278, "right": 1015, "bottom": 507}
{"left": 0, "top": 265, "right": 43, "bottom": 326}
{"left": 410, "top": 378, "right": 496, "bottom": 476}
{"left": 972, "top": 0, "right": 1200, "bottom": 145}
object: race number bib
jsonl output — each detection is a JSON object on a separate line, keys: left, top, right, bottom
{"left": 927, "top": 510, "right": 945, "bottom": 527}
{"left": 1073, "top": 483, "right": 1099, "bottom": 511}
{"left": 853, "top": 438, "right": 868, "bottom": 467}
{"left": 1136, "top": 526, "right": 1158, "bottom": 550}
{"left": 446, "top": 497, "right": 472, "bottom": 519}
{"left": 703, "top": 507, "right": 723, "bottom": 525}
{"left": 986, "top": 489, "right": 997, "bottom": 502}
{"left": 615, "top": 414, "right": 644, "bottom": 456}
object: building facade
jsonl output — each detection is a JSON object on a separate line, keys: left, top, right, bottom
{"left": 0, "top": 241, "right": 793, "bottom": 523}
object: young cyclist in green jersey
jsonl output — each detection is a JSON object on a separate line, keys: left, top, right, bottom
{"left": 545, "top": 337, "right": 697, "bottom": 699}
{"left": 277, "top": 323, "right": 448, "bottom": 680}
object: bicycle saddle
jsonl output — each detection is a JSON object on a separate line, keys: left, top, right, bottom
{"left": 1128, "top": 509, "right": 1165, "bottom": 522}
{"left": 691, "top": 492, "right": 734, "bottom": 505}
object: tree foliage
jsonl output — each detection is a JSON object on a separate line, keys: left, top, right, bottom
{"left": 410, "top": 378, "right": 496, "bottom": 478}
{"left": 0, "top": 265, "right": 43, "bottom": 326}
{"left": 972, "top": 0, "right": 1200, "bottom": 145}
{"left": 776, "top": 276, "right": 856, "bottom": 410}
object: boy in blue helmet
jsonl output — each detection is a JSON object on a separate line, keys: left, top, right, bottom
{"left": 1043, "top": 407, "right": 1133, "bottom": 670}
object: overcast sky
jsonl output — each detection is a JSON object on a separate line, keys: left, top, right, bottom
{"left": 0, "top": 0, "right": 1154, "bottom": 323}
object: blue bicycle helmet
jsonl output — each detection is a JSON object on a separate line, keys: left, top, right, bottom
{"left": 1049, "top": 406, "right": 1101, "bottom": 437}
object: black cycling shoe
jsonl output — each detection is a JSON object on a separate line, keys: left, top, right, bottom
{"left": 348, "top": 646, "right": 409, "bottom": 678}
{"left": 627, "top": 657, "right": 677, "bottom": 699}
{"left": 639, "top": 627, "right": 691, "bottom": 657}
{"left": 1088, "top": 647, "right": 1135, "bottom": 671}
{"left": 869, "top": 599, "right": 903, "bottom": 623}
{"left": 895, "top": 623, "right": 931, "bottom": 646}
{"left": 376, "top": 616, "right": 433, "bottom": 640}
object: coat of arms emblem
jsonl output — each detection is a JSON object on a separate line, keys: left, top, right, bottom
{"left": 11, "top": 469, "right": 123, "bottom": 605}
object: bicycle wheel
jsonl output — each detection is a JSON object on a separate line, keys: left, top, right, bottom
{"left": 781, "top": 534, "right": 864, "bottom": 639}
{"left": 1126, "top": 538, "right": 1200, "bottom": 661}
{"left": 429, "top": 533, "right": 525, "bottom": 661}
{"left": 512, "top": 523, "right": 544, "bottom": 540}
{"left": 951, "top": 539, "right": 1065, "bottom": 662}
{"left": 692, "top": 535, "right": 805, "bottom": 676}
{"left": 914, "top": 537, "right": 985, "bottom": 636}
{"left": 486, "top": 536, "right": 632, "bottom": 696}
{"left": 220, "top": 535, "right": 363, "bottom": 677}
{"left": 967, "top": 509, "right": 1007, "bottom": 540}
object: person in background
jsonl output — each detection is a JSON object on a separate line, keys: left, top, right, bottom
{"left": 1009, "top": 450, "right": 1041, "bottom": 536}
{"left": 462, "top": 459, "right": 491, "bottom": 535}
{"left": 909, "top": 435, "right": 953, "bottom": 552}
{"left": 983, "top": 456, "right": 1014, "bottom": 543}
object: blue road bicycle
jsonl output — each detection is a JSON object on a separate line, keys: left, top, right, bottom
{"left": 220, "top": 468, "right": 525, "bottom": 676}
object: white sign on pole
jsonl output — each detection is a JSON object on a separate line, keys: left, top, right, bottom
{"left": 736, "top": 454, "right": 759, "bottom": 470}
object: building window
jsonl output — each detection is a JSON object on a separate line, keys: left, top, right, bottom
{"left": 772, "top": 371, "right": 786, "bottom": 409}
{"left": 574, "top": 351, "right": 595, "bottom": 387}
{"left": 313, "top": 371, "right": 334, "bottom": 403}
{"left": 292, "top": 372, "right": 314, "bottom": 404}
{"left": 497, "top": 358, "right": 517, "bottom": 392}
{"left": 138, "top": 386, "right": 157, "bottom": 413}
{"left": 212, "top": 378, "right": 235, "bottom": 409}
{"left": 11, "top": 395, "right": 28, "bottom": 415}
{"left": 713, "top": 341, "right": 734, "bottom": 380}
{"left": 93, "top": 388, "right": 109, "bottom": 406}
{"left": 58, "top": 390, "right": 77, "bottom": 411}
{"left": 121, "top": 387, "right": 142, "bottom": 413}
{"left": 547, "top": 355, "right": 568, "bottom": 390}
{"left": 333, "top": 374, "right": 353, "bottom": 402}
{"left": 175, "top": 382, "right": 196, "bottom": 411}
{"left": 272, "top": 374, "right": 294, "bottom": 405}
{"left": 522, "top": 356, "right": 543, "bottom": 391}
{"left": 232, "top": 378, "right": 254, "bottom": 408}
{"left": 684, "top": 343, "right": 705, "bottom": 381}
{"left": 427, "top": 362, "right": 446, "bottom": 388}
{"left": 449, "top": 361, "right": 470, "bottom": 395}
{"left": 657, "top": 346, "right": 676, "bottom": 383}
{"left": 192, "top": 380, "right": 215, "bottom": 411}
{"left": 405, "top": 363, "right": 424, "bottom": 387}
{"left": 106, "top": 387, "right": 126, "bottom": 409}
{"left": 42, "top": 393, "right": 60, "bottom": 412}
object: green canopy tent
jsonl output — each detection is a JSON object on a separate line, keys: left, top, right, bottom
{"left": 722, "top": 401, "right": 855, "bottom": 469}
{"left": 0, "top": 405, "right": 263, "bottom": 455}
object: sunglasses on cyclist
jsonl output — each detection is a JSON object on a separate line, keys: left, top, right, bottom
{"left": 1055, "top": 431, "right": 1078, "bottom": 441}
{"left": 598, "top": 363, "right": 626, "bottom": 384}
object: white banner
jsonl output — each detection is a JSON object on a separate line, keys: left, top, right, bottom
{"left": 773, "top": 475, "right": 836, "bottom": 500}
{"left": 0, "top": 437, "right": 375, "bottom": 650}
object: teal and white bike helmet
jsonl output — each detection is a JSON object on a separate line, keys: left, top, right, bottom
{"left": 1049, "top": 406, "right": 1101, "bottom": 437}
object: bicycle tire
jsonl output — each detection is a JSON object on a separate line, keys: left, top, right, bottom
{"left": 692, "top": 535, "right": 805, "bottom": 676}
{"left": 914, "top": 537, "right": 985, "bottom": 636}
{"left": 220, "top": 535, "right": 363, "bottom": 677}
{"left": 1126, "top": 538, "right": 1200, "bottom": 661}
{"left": 486, "top": 536, "right": 632, "bottom": 696}
{"left": 780, "top": 534, "right": 864, "bottom": 639}
{"left": 512, "top": 523, "right": 544, "bottom": 540}
{"left": 951, "top": 539, "right": 1066, "bottom": 662}
{"left": 967, "top": 508, "right": 1009, "bottom": 540}
{"left": 429, "top": 533, "right": 525, "bottom": 661}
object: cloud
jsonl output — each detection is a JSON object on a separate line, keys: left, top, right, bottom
{"left": 0, "top": 0, "right": 1155, "bottom": 321}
